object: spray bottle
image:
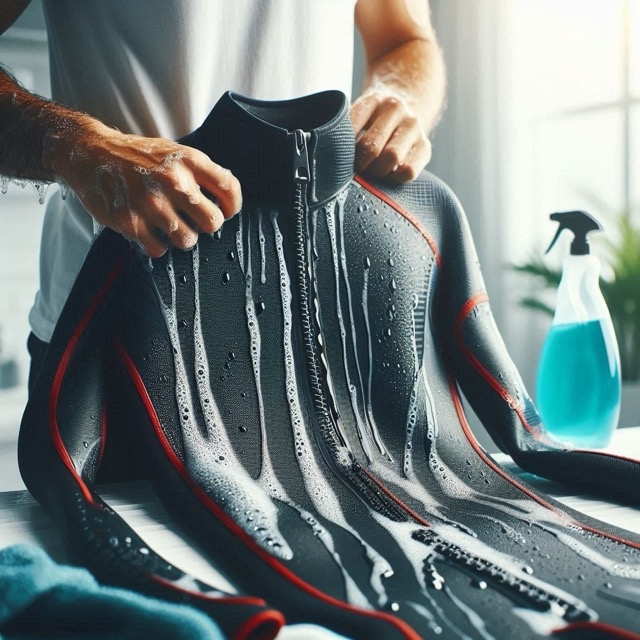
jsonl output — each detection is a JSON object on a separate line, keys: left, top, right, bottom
{"left": 536, "top": 210, "right": 621, "bottom": 449}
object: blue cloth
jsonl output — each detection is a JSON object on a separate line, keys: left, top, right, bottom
{"left": 0, "top": 544, "right": 224, "bottom": 639}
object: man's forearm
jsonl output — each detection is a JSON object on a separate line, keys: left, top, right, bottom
{"left": 362, "top": 36, "right": 446, "bottom": 138}
{"left": 0, "top": 67, "right": 91, "bottom": 181}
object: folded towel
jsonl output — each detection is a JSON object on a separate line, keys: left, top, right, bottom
{"left": 0, "top": 544, "right": 224, "bottom": 639}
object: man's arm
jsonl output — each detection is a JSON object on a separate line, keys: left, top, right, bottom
{"left": 0, "top": 7, "right": 241, "bottom": 258}
{"left": 352, "top": 0, "right": 446, "bottom": 183}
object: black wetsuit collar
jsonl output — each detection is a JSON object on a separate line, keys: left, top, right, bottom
{"left": 181, "top": 90, "right": 356, "bottom": 207}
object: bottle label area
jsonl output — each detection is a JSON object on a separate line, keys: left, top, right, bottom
{"left": 537, "top": 319, "right": 621, "bottom": 448}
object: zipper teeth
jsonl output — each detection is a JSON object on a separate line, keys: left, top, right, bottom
{"left": 292, "top": 171, "right": 408, "bottom": 523}
{"left": 293, "top": 182, "right": 335, "bottom": 441}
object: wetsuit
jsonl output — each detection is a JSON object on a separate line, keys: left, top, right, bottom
{"left": 20, "top": 91, "right": 640, "bottom": 640}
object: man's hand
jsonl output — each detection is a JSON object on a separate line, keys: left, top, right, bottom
{"left": 46, "top": 119, "right": 242, "bottom": 257}
{"left": 351, "top": 90, "right": 432, "bottom": 184}
{"left": 0, "top": 68, "right": 241, "bottom": 257}
{"left": 353, "top": 0, "right": 445, "bottom": 184}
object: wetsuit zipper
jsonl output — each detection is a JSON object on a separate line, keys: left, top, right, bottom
{"left": 290, "top": 129, "right": 343, "bottom": 449}
{"left": 289, "top": 130, "right": 408, "bottom": 521}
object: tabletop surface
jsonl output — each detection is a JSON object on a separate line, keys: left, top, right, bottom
{"left": 1, "top": 427, "right": 639, "bottom": 639}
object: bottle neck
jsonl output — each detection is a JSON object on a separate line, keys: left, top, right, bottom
{"left": 554, "top": 255, "right": 605, "bottom": 325}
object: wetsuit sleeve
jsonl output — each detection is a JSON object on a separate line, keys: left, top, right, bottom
{"left": 368, "top": 171, "right": 640, "bottom": 504}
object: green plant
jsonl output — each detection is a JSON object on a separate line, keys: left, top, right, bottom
{"left": 513, "top": 208, "right": 640, "bottom": 382}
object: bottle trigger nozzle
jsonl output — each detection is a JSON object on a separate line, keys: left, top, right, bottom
{"left": 545, "top": 210, "right": 603, "bottom": 256}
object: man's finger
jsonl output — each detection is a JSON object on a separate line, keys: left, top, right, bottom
{"left": 354, "top": 100, "right": 405, "bottom": 173}
{"left": 363, "top": 119, "right": 418, "bottom": 178}
{"left": 145, "top": 195, "right": 199, "bottom": 250}
{"left": 350, "top": 94, "right": 379, "bottom": 135}
{"left": 190, "top": 153, "right": 242, "bottom": 219}
{"left": 389, "top": 139, "right": 432, "bottom": 184}
{"left": 174, "top": 187, "right": 225, "bottom": 235}
{"left": 135, "top": 226, "right": 169, "bottom": 258}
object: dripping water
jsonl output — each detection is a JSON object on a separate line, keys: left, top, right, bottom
{"left": 321, "top": 201, "right": 373, "bottom": 462}
{"left": 337, "top": 193, "right": 391, "bottom": 460}
{"left": 271, "top": 210, "right": 393, "bottom": 606}
{"left": 158, "top": 250, "right": 291, "bottom": 558}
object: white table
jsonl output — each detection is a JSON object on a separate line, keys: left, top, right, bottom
{"left": 1, "top": 427, "right": 639, "bottom": 639}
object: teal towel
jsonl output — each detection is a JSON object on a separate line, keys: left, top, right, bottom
{"left": 0, "top": 544, "right": 224, "bottom": 639}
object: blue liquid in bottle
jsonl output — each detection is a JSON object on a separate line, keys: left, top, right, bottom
{"left": 537, "top": 319, "right": 620, "bottom": 448}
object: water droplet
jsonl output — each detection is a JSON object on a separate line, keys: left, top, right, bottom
{"left": 82, "top": 441, "right": 89, "bottom": 449}
{"left": 390, "top": 602, "right": 400, "bottom": 612}
{"left": 388, "top": 278, "right": 397, "bottom": 292}
{"left": 180, "top": 274, "right": 187, "bottom": 284}
{"left": 222, "top": 271, "right": 230, "bottom": 284}
{"left": 387, "top": 304, "right": 396, "bottom": 320}
{"left": 388, "top": 257, "right": 395, "bottom": 267}
{"left": 139, "top": 547, "right": 150, "bottom": 555}
{"left": 473, "top": 579, "right": 488, "bottom": 590}
{"left": 363, "top": 256, "right": 371, "bottom": 269}
{"left": 229, "top": 352, "right": 236, "bottom": 360}
{"left": 256, "top": 301, "right": 266, "bottom": 315}
{"left": 0, "top": 176, "right": 9, "bottom": 194}
{"left": 32, "top": 181, "right": 48, "bottom": 204}
{"left": 228, "top": 250, "right": 236, "bottom": 261}
{"left": 239, "top": 426, "right": 247, "bottom": 433}
{"left": 109, "top": 536, "right": 119, "bottom": 548}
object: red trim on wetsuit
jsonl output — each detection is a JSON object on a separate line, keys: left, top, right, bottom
{"left": 231, "top": 609, "right": 287, "bottom": 640}
{"left": 359, "top": 467, "right": 432, "bottom": 528}
{"left": 354, "top": 175, "right": 442, "bottom": 268}
{"left": 353, "top": 180, "right": 640, "bottom": 553}
{"left": 49, "top": 260, "right": 124, "bottom": 505}
{"left": 454, "top": 293, "right": 549, "bottom": 443}
{"left": 447, "top": 375, "right": 640, "bottom": 550}
{"left": 116, "top": 339, "right": 421, "bottom": 640}
{"left": 452, "top": 295, "right": 640, "bottom": 548}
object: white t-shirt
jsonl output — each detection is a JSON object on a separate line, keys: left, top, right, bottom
{"left": 30, "top": 0, "right": 356, "bottom": 342}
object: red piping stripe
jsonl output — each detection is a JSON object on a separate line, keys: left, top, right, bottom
{"left": 453, "top": 295, "right": 640, "bottom": 548}
{"left": 49, "top": 260, "right": 124, "bottom": 505}
{"left": 354, "top": 175, "right": 442, "bottom": 268}
{"left": 448, "top": 375, "right": 640, "bottom": 549}
{"left": 573, "top": 448, "right": 640, "bottom": 465}
{"left": 454, "top": 293, "right": 548, "bottom": 443}
{"left": 355, "top": 178, "right": 640, "bottom": 552}
{"left": 116, "top": 340, "right": 421, "bottom": 640}
{"left": 360, "top": 467, "right": 432, "bottom": 528}
{"left": 231, "top": 609, "right": 286, "bottom": 640}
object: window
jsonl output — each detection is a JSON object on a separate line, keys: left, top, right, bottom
{"left": 505, "top": 0, "right": 639, "bottom": 262}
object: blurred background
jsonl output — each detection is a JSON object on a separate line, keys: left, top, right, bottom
{"left": 0, "top": 0, "right": 638, "bottom": 488}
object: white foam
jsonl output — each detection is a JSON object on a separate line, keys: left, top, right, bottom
{"left": 272, "top": 211, "right": 392, "bottom": 606}
{"left": 158, "top": 251, "right": 291, "bottom": 559}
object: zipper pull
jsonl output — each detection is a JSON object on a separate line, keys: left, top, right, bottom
{"left": 292, "top": 129, "right": 311, "bottom": 183}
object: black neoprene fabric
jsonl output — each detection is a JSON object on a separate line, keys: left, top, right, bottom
{"left": 19, "top": 90, "right": 640, "bottom": 640}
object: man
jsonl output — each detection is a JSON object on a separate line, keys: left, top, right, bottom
{"left": 0, "top": 0, "right": 445, "bottom": 372}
